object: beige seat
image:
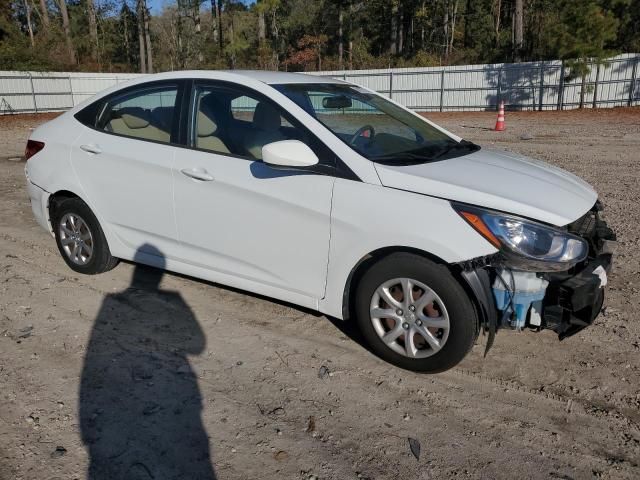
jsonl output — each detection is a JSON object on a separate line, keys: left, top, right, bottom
{"left": 106, "top": 106, "right": 171, "bottom": 143}
{"left": 244, "top": 102, "right": 285, "bottom": 159}
{"left": 196, "top": 96, "right": 230, "bottom": 154}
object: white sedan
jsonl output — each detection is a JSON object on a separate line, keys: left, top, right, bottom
{"left": 24, "top": 70, "right": 615, "bottom": 372}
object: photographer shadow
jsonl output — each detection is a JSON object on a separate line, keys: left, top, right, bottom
{"left": 79, "top": 244, "right": 216, "bottom": 479}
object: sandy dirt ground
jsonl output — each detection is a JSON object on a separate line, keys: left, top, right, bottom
{"left": 1, "top": 108, "right": 639, "bottom": 480}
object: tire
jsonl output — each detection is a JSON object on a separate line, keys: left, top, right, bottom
{"left": 354, "top": 253, "right": 478, "bottom": 373}
{"left": 52, "top": 197, "right": 119, "bottom": 274}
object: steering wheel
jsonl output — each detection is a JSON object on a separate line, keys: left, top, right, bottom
{"left": 349, "top": 125, "right": 375, "bottom": 145}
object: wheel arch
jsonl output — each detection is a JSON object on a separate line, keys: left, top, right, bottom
{"left": 48, "top": 189, "right": 84, "bottom": 224}
{"left": 340, "top": 246, "right": 486, "bottom": 333}
{"left": 341, "top": 246, "right": 447, "bottom": 320}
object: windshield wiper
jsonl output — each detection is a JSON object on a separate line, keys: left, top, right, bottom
{"left": 371, "top": 140, "right": 479, "bottom": 165}
{"left": 430, "top": 140, "right": 480, "bottom": 160}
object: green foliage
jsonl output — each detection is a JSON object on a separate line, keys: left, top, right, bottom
{"left": 552, "top": 0, "right": 619, "bottom": 74}
{"left": 0, "top": 0, "right": 637, "bottom": 72}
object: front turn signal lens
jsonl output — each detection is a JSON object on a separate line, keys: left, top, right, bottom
{"left": 459, "top": 211, "right": 502, "bottom": 248}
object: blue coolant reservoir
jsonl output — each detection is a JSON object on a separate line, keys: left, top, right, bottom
{"left": 492, "top": 269, "right": 549, "bottom": 330}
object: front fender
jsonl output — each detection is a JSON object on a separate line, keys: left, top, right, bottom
{"left": 319, "top": 179, "right": 498, "bottom": 319}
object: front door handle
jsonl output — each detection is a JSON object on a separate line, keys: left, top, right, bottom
{"left": 180, "top": 168, "right": 215, "bottom": 182}
{"left": 80, "top": 144, "right": 102, "bottom": 154}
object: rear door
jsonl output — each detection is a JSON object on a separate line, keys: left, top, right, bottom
{"left": 71, "top": 81, "right": 184, "bottom": 257}
{"left": 171, "top": 81, "right": 335, "bottom": 301}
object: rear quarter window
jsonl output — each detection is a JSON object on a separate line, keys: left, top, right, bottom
{"left": 74, "top": 100, "right": 103, "bottom": 128}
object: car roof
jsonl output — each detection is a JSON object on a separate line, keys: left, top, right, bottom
{"left": 139, "top": 70, "right": 347, "bottom": 86}
{"left": 229, "top": 70, "right": 346, "bottom": 85}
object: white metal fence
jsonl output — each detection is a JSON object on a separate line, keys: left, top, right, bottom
{"left": 0, "top": 53, "right": 638, "bottom": 115}
{"left": 0, "top": 71, "right": 142, "bottom": 114}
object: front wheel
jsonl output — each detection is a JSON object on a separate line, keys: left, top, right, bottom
{"left": 354, "top": 253, "right": 478, "bottom": 373}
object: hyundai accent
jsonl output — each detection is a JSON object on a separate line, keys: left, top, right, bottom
{"left": 24, "top": 71, "right": 616, "bottom": 372}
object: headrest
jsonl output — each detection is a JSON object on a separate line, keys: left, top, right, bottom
{"left": 253, "top": 102, "right": 281, "bottom": 132}
{"left": 197, "top": 95, "right": 219, "bottom": 137}
{"left": 118, "top": 107, "right": 150, "bottom": 129}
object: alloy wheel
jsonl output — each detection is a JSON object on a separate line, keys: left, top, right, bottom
{"left": 58, "top": 213, "right": 94, "bottom": 266}
{"left": 369, "top": 277, "right": 450, "bottom": 359}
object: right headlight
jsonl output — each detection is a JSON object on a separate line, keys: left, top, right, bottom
{"left": 453, "top": 203, "right": 588, "bottom": 272}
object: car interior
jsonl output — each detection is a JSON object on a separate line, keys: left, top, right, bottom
{"left": 99, "top": 85, "right": 312, "bottom": 161}
{"left": 194, "top": 88, "right": 307, "bottom": 160}
{"left": 104, "top": 105, "right": 174, "bottom": 143}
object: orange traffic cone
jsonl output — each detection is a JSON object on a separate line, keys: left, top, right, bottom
{"left": 494, "top": 101, "right": 506, "bottom": 131}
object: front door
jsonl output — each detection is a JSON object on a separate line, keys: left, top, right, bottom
{"left": 172, "top": 82, "right": 335, "bottom": 300}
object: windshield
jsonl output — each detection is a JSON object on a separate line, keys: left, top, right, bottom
{"left": 273, "top": 83, "right": 479, "bottom": 164}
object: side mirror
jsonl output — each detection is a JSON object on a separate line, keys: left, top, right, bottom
{"left": 262, "top": 140, "right": 319, "bottom": 168}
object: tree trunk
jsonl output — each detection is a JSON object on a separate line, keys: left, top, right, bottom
{"left": 123, "top": 6, "right": 131, "bottom": 66}
{"left": 463, "top": 0, "right": 471, "bottom": 48}
{"left": 410, "top": 15, "right": 414, "bottom": 52}
{"left": 143, "top": 1, "right": 153, "bottom": 73}
{"left": 398, "top": 11, "right": 404, "bottom": 54}
{"left": 493, "top": 0, "right": 501, "bottom": 48}
{"left": 449, "top": 0, "right": 458, "bottom": 58}
{"left": 338, "top": 8, "right": 343, "bottom": 69}
{"left": 271, "top": 9, "right": 279, "bottom": 68}
{"left": 87, "top": 0, "right": 99, "bottom": 62}
{"left": 228, "top": 14, "right": 235, "bottom": 68}
{"left": 390, "top": 2, "right": 398, "bottom": 54}
{"left": 258, "top": 8, "right": 266, "bottom": 44}
{"left": 39, "top": 0, "right": 49, "bottom": 27}
{"left": 514, "top": 0, "right": 523, "bottom": 61}
{"left": 579, "top": 72, "right": 586, "bottom": 109}
{"left": 218, "top": 0, "right": 224, "bottom": 51}
{"left": 211, "top": 0, "right": 219, "bottom": 43}
{"left": 443, "top": 4, "right": 449, "bottom": 59}
{"left": 24, "top": 0, "right": 35, "bottom": 47}
{"left": 57, "top": 0, "right": 76, "bottom": 64}
{"left": 420, "top": 0, "right": 425, "bottom": 49}
{"left": 137, "top": 0, "right": 146, "bottom": 73}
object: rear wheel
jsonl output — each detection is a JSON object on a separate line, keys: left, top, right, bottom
{"left": 354, "top": 253, "right": 478, "bottom": 373}
{"left": 52, "top": 198, "right": 118, "bottom": 274}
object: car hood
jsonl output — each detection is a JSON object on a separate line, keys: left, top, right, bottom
{"left": 374, "top": 148, "right": 597, "bottom": 226}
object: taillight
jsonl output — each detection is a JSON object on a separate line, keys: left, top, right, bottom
{"left": 25, "top": 140, "right": 45, "bottom": 160}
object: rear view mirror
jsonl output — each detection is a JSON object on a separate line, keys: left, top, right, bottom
{"left": 322, "top": 95, "right": 352, "bottom": 109}
{"left": 262, "top": 140, "right": 319, "bottom": 168}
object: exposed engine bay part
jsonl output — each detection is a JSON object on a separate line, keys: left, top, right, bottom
{"left": 459, "top": 268, "right": 497, "bottom": 357}
{"left": 459, "top": 201, "right": 617, "bottom": 355}
{"left": 492, "top": 269, "right": 548, "bottom": 330}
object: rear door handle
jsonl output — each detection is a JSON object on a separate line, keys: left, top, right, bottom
{"left": 80, "top": 144, "right": 102, "bottom": 154}
{"left": 180, "top": 168, "right": 215, "bottom": 182}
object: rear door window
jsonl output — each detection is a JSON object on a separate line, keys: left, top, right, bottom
{"left": 97, "top": 86, "right": 179, "bottom": 144}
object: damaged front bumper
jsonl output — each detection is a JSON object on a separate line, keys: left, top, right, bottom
{"left": 459, "top": 201, "right": 616, "bottom": 353}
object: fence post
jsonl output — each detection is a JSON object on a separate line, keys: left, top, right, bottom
{"left": 629, "top": 56, "right": 639, "bottom": 107}
{"left": 68, "top": 74, "right": 75, "bottom": 108}
{"left": 538, "top": 62, "right": 545, "bottom": 111}
{"left": 439, "top": 70, "right": 445, "bottom": 112}
{"left": 389, "top": 71, "right": 394, "bottom": 99}
{"left": 592, "top": 62, "right": 601, "bottom": 109}
{"left": 496, "top": 67, "right": 502, "bottom": 110}
{"left": 29, "top": 72, "right": 38, "bottom": 114}
{"left": 557, "top": 60, "right": 565, "bottom": 111}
